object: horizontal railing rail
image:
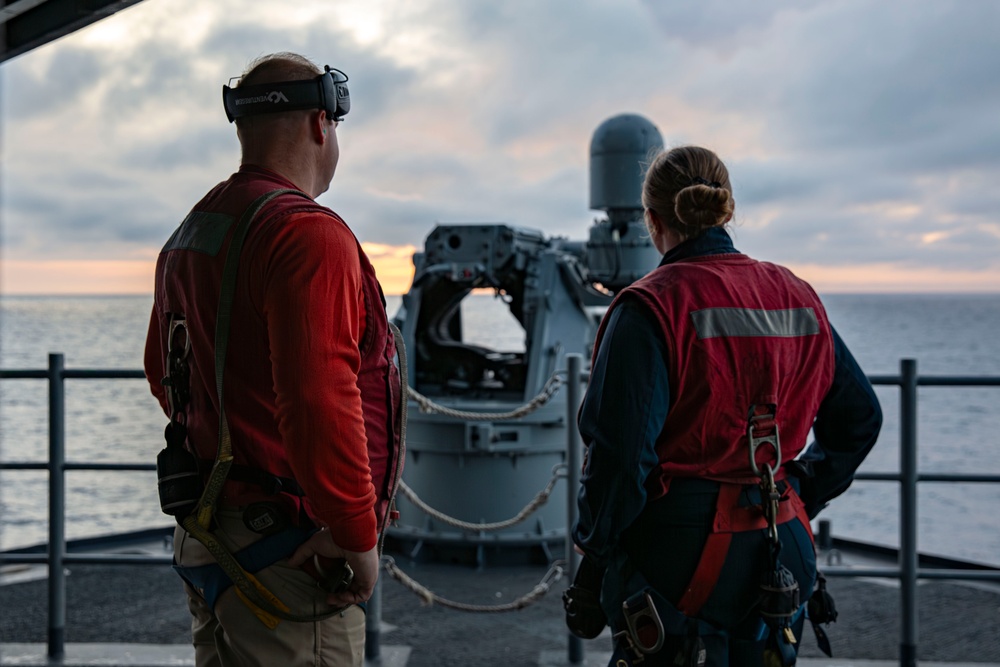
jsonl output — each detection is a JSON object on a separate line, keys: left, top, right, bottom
{"left": 0, "top": 355, "right": 162, "bottom": 657}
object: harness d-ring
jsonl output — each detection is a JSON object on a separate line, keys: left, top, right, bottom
{"left": 747, "top": 403, "right": 781, "bottom": 477}
{"left": 621, "top": 590, "right": 665, "bottom": 656}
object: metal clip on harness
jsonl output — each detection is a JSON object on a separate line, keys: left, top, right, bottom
{"left": 614, "top": 590, "right": 665, "bottom": 664}
{"left": 156, "top": 317, "right": 204, "bottom": 518}
{"left": 748, "top": 404, "right": 800, "bottom": 666}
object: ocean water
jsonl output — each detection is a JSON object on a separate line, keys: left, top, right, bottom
{"left": 1, "top": 293, "right": 999, "bottom": 564}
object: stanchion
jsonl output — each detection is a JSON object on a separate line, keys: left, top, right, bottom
{"left": 566, "top": 354, "right": 584, "bottom": 664}
{"left": 899, "top": 359, "right": 918, "bottom": 667}
{"left": 366, "top": 575, "right": 382, "bottom": 661}
{"left": 47, "top": 353, "right": 66, "bottom": 659}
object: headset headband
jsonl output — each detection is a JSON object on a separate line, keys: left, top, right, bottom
{"left": 223, "top": 66, "right": 350, "bottom": 123}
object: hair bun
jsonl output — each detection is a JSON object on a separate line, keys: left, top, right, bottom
{"left": 674, "top": 183, "right": 733, "bottom": 231}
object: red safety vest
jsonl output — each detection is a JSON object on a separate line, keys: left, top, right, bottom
{"left": 595, "top": 252, "right": 835, "bottom": 616}
{"left": 596, "top": 252, "right": 835, "bottom": 497}
{"left": 150, "top": 167, "right": 402, "bottom": 539}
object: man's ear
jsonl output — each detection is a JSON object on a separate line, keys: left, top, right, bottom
{"left": 312, "top": 110, "right": 328, "bottom": 142}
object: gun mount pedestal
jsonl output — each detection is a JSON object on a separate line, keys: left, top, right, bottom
{"left": 387, "top": 115, "right": 664, "bottom": 565}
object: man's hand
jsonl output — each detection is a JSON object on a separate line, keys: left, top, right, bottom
{"left": 288, "top": 528, "right": 379, "bottom": 607}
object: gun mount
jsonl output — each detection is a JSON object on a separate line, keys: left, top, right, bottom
{"left": 388, "top": 114, "right": 663, "bottom": 564}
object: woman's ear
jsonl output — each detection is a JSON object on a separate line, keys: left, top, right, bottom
{"left": 645, "top": 208, "right": 662, "bottom": 235}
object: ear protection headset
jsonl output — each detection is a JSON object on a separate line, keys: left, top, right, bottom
{"left": 223, "top": 66, "right": 350, "bottom": 123}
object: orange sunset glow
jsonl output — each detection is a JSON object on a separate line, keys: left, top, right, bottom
{"left": 1, "top": 245, "right": 419, "bottom": 296}
{"left": 4, "top": 250, "right": 1000, "bottom": 296}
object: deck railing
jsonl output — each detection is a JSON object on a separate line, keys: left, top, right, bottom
{"left": 2, "top": 354, "right": 1000, "bottom": 667}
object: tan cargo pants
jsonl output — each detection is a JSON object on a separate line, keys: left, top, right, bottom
{"left": 174, "top": 511, "right": 365, "bottom": 667}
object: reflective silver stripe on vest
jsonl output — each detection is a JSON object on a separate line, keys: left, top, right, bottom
{"left": 691, "top": 307, "right": 820, "bottom": 339}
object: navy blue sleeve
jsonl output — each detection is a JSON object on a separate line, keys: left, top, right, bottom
{"left": 572, "top": 298, "right": 670, "bottom": 568}
{"left": 793, "top": 326, "right": 883, "bottom": 518}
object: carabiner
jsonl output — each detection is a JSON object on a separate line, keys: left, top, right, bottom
{"left": 760, "top": 465, "right": 781, "bottom": 544}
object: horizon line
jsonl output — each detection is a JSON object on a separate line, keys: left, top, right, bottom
{"left": 3, "top": 290, "right": 1000, "bottom": 299}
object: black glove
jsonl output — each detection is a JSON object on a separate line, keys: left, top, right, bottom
{"left": 785, "top": 460, "right": 823, "bottom": 519}
{"left": 562, "top": 556, "right": 608, "bottom": 639}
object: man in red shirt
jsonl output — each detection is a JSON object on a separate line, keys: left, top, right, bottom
{"left": 144, "top": 52, "right": 402, "bottom": 666}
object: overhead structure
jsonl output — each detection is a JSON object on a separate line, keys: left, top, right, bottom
{"left": 1, "top": 0, "right": 144, "bottom": 64}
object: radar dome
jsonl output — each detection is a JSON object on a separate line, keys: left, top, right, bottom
{"left": 589, "top": 114, "right": 664, "bottom": 212}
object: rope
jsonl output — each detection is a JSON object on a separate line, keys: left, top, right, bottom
{"left": 406, "top": 373, "right": 564, "bottom": 421}
{"left": 397, "top": 464, "right": 566, "bottom": 532}
{"left": 382, "top": 556, "right": 566, "bottom": 612}
{"left": 382, "top": 370, "right": 572, "bottom": 612}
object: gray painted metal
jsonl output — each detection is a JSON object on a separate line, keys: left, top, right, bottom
{"left": 585, "top": 114, "right": 664, "bottom": 291}
{"left": 565, "top": 354, "right": 584, "bottom": 664}
{"left": 47, "top": 353, "right": 66, "bottom": 659}
{"left": 389, "top": 116, "right": 663, "bottom": 558}
{"left": 1, "top": 0, "right": 145, "bottom": 63}
{"left": 589, "top": 113, "right": 663, "bottom": 213}
{"left": 899, "top": 359, "right": 918, "bottom": 667}
{"left": 391, "top": 227, "right": 600, "bottom": 556}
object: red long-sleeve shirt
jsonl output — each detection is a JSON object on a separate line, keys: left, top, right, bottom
{"left": 145, "top": 165, "right": 378, "bottom": 552}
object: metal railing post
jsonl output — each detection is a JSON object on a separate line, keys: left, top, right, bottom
{"left": 566, "top": 354, "right": 584, "bottom": 664}
{"left": 47, "top": 353, "right": 67, "bottom": 659}
{"left": 366, "top": 574, "right": 382, "bottom": 660}
{"left": 899, "top": 358, "right": 918, "bottom": 667}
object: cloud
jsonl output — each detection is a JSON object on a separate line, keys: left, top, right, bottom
{"left": 1, "top": 0, "right": 998, "bottom": 294}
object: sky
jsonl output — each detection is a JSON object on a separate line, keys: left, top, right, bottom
{"left": 1, "top": 0, "right": 999, "bottom": 295}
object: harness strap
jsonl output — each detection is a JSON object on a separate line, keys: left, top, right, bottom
{"left": 174, "top": 524, "right": 314, "bottom": 611}
{"left": 201, "top": 460, "right": 307, "bottom": 497}
{"left": 676, "top": 481, "right": 811, "bottom": 617}
{"left": 179, "top": 188, "right": 347, "bottom": 627}
{"left": 675, "top": 484, "right": 739, "bottom": 617}
{"left": 377, "top": 322, "right": 408, "bottom": 556}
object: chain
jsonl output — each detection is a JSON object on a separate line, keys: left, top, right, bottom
{"left": 397, "top": 464, "right": 567, "bottom": 532}
{"left": 406, "top": 373, "right": 565, "bottom": 421}
{"left": 382, "top": 556, "right": 566, "bottom": 612}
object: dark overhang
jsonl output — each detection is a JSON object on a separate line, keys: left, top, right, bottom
{"left": 1, "top": 0, "right": 145, "bottom": 64}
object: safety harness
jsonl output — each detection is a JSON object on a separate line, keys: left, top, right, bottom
{"left": 612, "top": 405, "right": 836, "bottom": 666}
{"left": 156, "top": 189, "right": 408, "bottom": 628}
